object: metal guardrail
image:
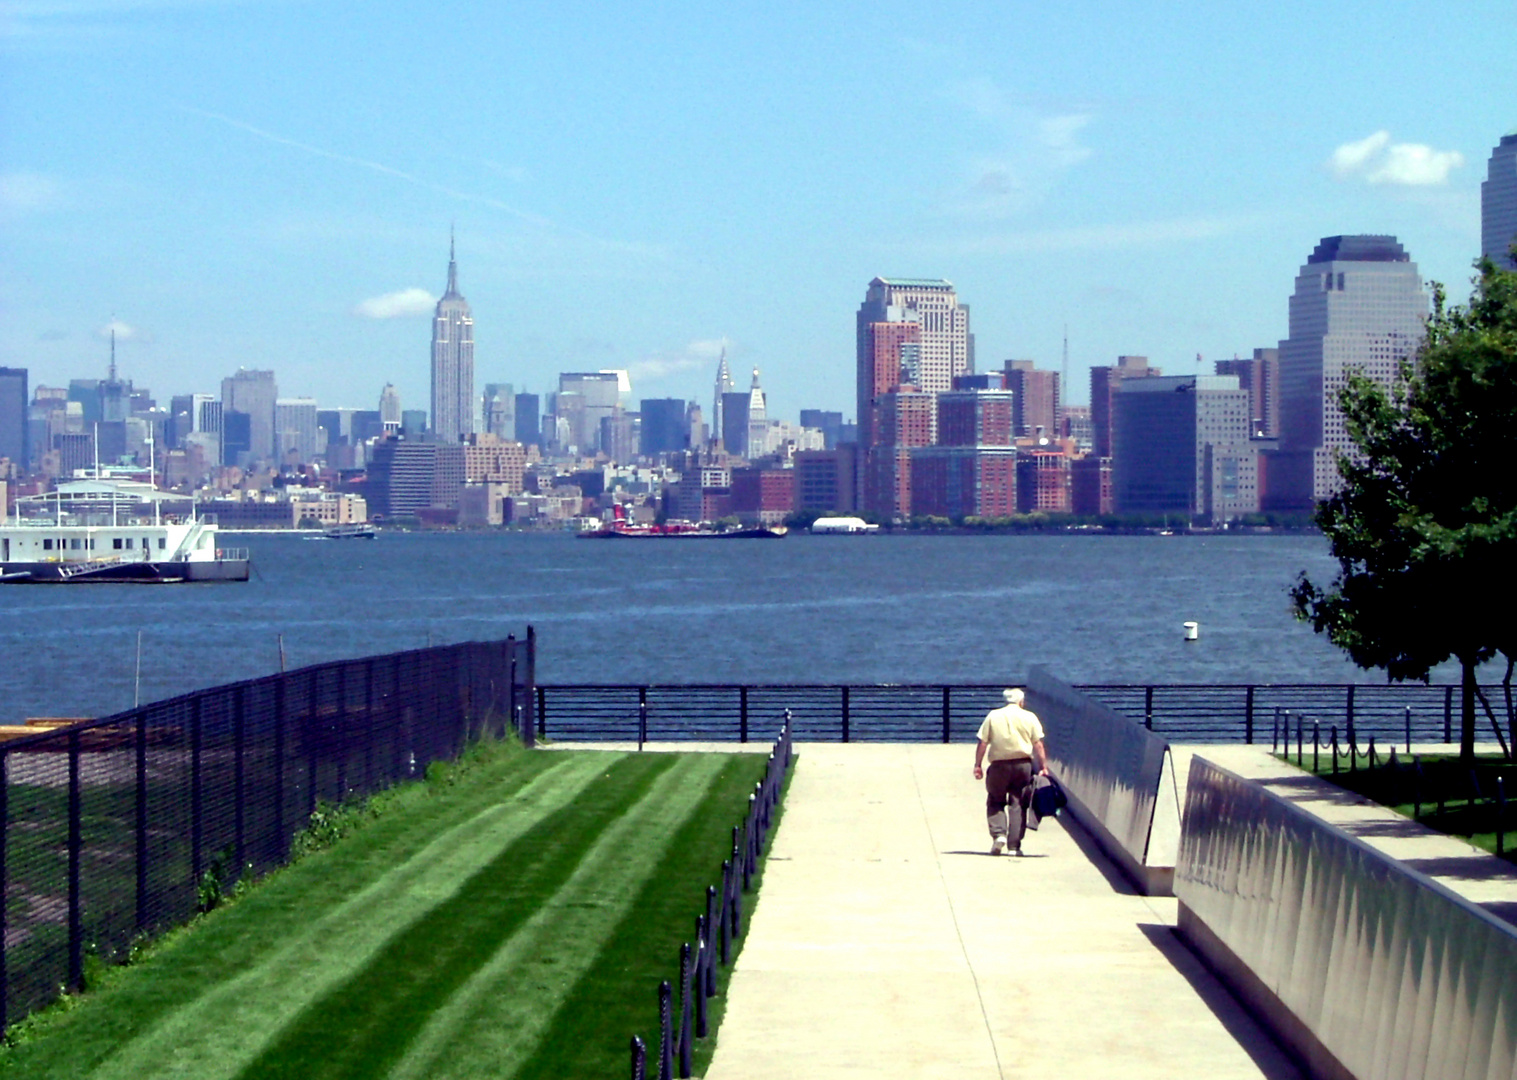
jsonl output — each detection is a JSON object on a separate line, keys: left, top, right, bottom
{"left": 630, "top": 717, "right": 794, "bottom": 1080}
{"left": 0, "top": 632, "right": 536, "bottom": 1030}
{"left": 1026, "top": 668, "right": 1180, "bottom": 895}
{"left": 534, "top": 682, "right": 1481, "bottom": 744}
{"left": 1176, "top": 756, "right": 1517, "bottom": 1080}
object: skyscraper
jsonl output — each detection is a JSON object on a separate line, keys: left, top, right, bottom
{"left": 1483, "top": 131, "right": 1517, "bottom": 271}
{"left": 745, "top": 369, "right": 768, "bottom": 460}
{"left": 1089, "top": 356, "right": 1160, "bottom": 459}
{"left": 1002, "top": 360, "right": 1060, "bottom": 441}
{"left": 855, "top": 278, "right": 970, "bottom": 446}
{"left": 379, "top": 384, "right": 402, "bottom": 434}
{"left": 0, "top": 367, "right": 27, "bottom": 468}
{"left": 1214, "top": 350, "right": 1279, "bottom": 438}
{"left": 431, "top": 237, "right": 475, "bottom": 443}
{"left": 712, "top": 350, "right": 734, "bottom": 444}
{"left": 1272, "top": 235, "right": 1428, "bottom": 508}
{"left": 221, "top": 369, "right": 278, "bottom": 465}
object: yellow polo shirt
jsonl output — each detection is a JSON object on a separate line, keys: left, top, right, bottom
{"left": 976, "top": 704, "right": 1045, "bottom": 761}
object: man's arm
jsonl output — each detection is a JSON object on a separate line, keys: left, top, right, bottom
{"left": 973, "top": 738, "right": 988, "bottom": 778}
{"left": 1032, "top": 738, "right": 1048, "bottom": 776}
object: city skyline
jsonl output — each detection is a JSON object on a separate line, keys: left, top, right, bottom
{"left": 3, "top": 3, "right": 1512, "bottom": 422}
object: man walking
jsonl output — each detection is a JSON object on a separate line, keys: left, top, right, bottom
{"left": 973, "top": 688, "right": 1048, "bottom": 856}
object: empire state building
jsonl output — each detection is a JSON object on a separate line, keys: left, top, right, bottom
{"left": 431, "top": 238, "right": 475, "bottom": 442}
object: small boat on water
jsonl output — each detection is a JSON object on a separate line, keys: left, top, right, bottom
{"left": 0, "top": 477, "right": 250, "bottom": 584}
{"left": 309, "top": 522, "right": 378, "bottom": 540}
{"left": 578, "top": 505, "right": 787, "bottom": 540}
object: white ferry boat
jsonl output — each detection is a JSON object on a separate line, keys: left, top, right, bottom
{"left": 0, "top": 477, "right": 250, "bottom": 584}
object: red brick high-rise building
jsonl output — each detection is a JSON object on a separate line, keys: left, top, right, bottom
{"left": 863, "top": 389, "right": 936, "bottom": 518}
{"left": 910, "top": 389, "right": 1016, "bottom": 519}
{"left": 1003, "top": 360, "right": 1061, "bottom": 441}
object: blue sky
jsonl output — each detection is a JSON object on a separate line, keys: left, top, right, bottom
{"left": 2, "top": 0, "right": 1514, "bottom": 423}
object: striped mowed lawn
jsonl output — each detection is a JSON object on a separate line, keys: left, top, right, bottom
{"left": 0, "top": 743, "right": 769, "bottom": 1080}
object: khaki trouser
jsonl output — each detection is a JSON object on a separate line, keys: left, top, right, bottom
{"left": 985, "top": 757, "right": 1035, "bottom": 848}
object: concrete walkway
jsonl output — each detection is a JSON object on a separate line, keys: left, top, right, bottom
{"left": 704, "top": 744, "right": 1303, "bottom": 1080}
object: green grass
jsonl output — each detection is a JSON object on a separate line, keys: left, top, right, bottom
{"left": 1279, "top": 750, "right": 1517, "bottom": 863}
{"left": 0, "top": 740, "right": 775, "bottom": 1080}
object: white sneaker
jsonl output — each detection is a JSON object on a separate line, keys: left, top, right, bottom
{"left": 990, "top": 837, "right": 1006, "bottom": 856}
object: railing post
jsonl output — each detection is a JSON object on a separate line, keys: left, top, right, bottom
{"left": 704, "top": 885, "right": 717, "bottom": 996}
{"left": 1144, "top": 685, "right": 1154, "bottom": 731}
{"left": 1313, "top": 722, "right": 1319, "bottom": 774}
{"left": 1445, "top": 685, "right": 1454, "bottom": 743}
{"left": 1346, "top": 685, "right": 1357, "bottom": 756}
{"left": 136, "top": 710, "right": 149, "bottom": 931}
{"left": 234, "top": 684, "right": 246, "bottom": 872}
{"left": 0, "top": 751, "right": 7, "bottom": 1027}
{"left": 630, "top": 1035, "right": 647, "bottom": 1080}
{"left": 640, "top": 687, "right": 650, "bottom": 749}
{"left": 941, "top": 686, "right": 951, "bottom": 744}
{"left": 536, "top": 684, "right": 547, "bottom": 741}
{"left": 1244, "top": 686, "right": 1255, "bottom": 745}
{"left": 1406, "top": 705, "right": 1413, "bottom": 754}
{"left": 694, "top": 916, "right": 709, "bottom": 1038}
{"left": 1498, "top": 777, "right": 1506, "bottom": 860}
{"left": 719, "top": 860, "right": 732, "bottom": 965}
{"left": 739, "top": 686, "right": 748, "bottom": 744}
{"left": 191, "top": 697, "right": 203, "bottom": 884}
{"left": 68, "top": 730, "right": 82, "bottom": 991}
{"left": 1331, "top": 726, "right": 1338, "bottom": 776}
{"left": 658, "top": 980, "right": 673, "bottom": 1080}
{"left": 841, "top": 686, "right": 850, "bottom": 743}
{"left": 678, "top": 942, "right": 693, "bottom": 1078}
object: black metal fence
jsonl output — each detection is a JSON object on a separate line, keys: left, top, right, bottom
{"left": 535, "top": 681, "right": 1491, "bottom": 745}
{"left": 0, "top": 631, "right": 536, "bottom": 1029}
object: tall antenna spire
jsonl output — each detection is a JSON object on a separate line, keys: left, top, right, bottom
{"left": 109, "top": 322, "right": 118, "bottom": 383}
{"left": 445, "top": 228, "right": 459, "bottom": 298}
{"left": 1061, "top": 323, "right": 1068, "bottom": 396}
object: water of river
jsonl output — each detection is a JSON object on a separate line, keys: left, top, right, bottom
{"left": 0, "top": 530, "right": 1415, "bottom": 724}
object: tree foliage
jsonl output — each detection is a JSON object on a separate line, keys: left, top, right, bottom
{"left": 1291, "top": 258, "right": 1517, "bottom": 760}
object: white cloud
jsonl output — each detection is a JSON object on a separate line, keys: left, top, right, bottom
{"left": 353, "top": 288, "right": 435, "bottom": 319}
{"left": 1329, "top": 131, "right": 1464, "bottom": 186}
{"left": 95, "top": 318, "right": 149, "bottom": 342}
{"left": 628, "top": 338, "right": 732, "bottom": 382}
{"left": 0, "top": 171, "right": 59, "bottom": 215}
{"left": 942, "top": 79, "right": 1095, "bottom": 220}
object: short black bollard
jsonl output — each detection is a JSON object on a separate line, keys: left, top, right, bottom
{"left": 719, "top": 860, "right": 732, "bottom": 964}
{"left": 631, "top": 1035, "right": 647, "bottom": 1080}
{"left": 678, "top": 942, "right": 694, "bottom": 1078}
{"left": 659, "top": 981, "right": 674, "bottom": 1080}
{"left": 1413, "top": 756, "right": 1422, "bottom": 821}
{"left": 695, "top": 916, "right": 709, "bottom": 1038}
{"left": 1499, "top": 777, "right": 1506, "bottom": 860}
{"left": 704, "top": 885, "right": 718, "bottom": 995}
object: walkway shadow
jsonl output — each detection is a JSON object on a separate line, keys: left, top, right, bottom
{"left": 1137, "top": 923, "right": 1306, "bottom": 1080}
{"left": 942, "top": 850, "right": 1050, "bottom": 858}
{"left": 1057, "top": 815, "right": 1140, "bottom": 896}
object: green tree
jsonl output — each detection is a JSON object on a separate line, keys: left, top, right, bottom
{"left": 1291, "top": 258, "right": 1517, "bottom": 763}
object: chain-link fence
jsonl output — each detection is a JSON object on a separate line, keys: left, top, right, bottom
{"left": 0, "top": 630, "right": 536, "bottom": 1028}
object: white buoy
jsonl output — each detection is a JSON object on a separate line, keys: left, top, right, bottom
{"left": 1183, "top": 621, "right": 1199, "bottom": 642}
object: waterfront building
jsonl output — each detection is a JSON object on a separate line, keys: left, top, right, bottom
{"left": 0, "top": 367, "right": 28, "bottom": 470}
{"left": 730, "top": 466, "right": 794, "bottom": 525}
{"left": 1214, "top": 349, "right": 1279, "bottom": 438}
{"left": 1090, "top": 356, "right": 1159, "bottom": 459}
{"left": 640, "top": 398, "right": 688, "bottom": 458}
{"left": 221, "top": 369, "right": 278, "bottom": 465}
{"left": 856, "top": 277, "right": 971, "bottom": 399}
{"left": 1059, "top": 405, "right": 1093, "bottom": 454}
{"left": 430, "top": 238, "right": 475, "bottom": 443}
{"left": 794, "top": 447, "right": 859, "bottom": 514}
{"left": 1270, "top": 235, "right": 1428, "bottom": 509}
{"left": 862, "top": 388, "right": 936, "bottom": 519}
{"left": 1070, "top": 455, "right": 1113, "bottom": 516}
{"left": 1113, "top": 374, "right": 1256, "bottom": 525}
{"left": 1015, "top": 451, "right": 1070, "bottom": 514}
{"left": 1003, "top": 360, "right": 1060, "bottom": 441}
{"left": 1483, "top": 131, "right": 1517, "bottom": 271}
{"left": 365, "top": 439, "right": 437, "bottom": 519}
{"left": 915, "top": 387, "right": 1016, "bottom": 519}
{"left": 857, "top": 318, "right": 921, "bottom": 449}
